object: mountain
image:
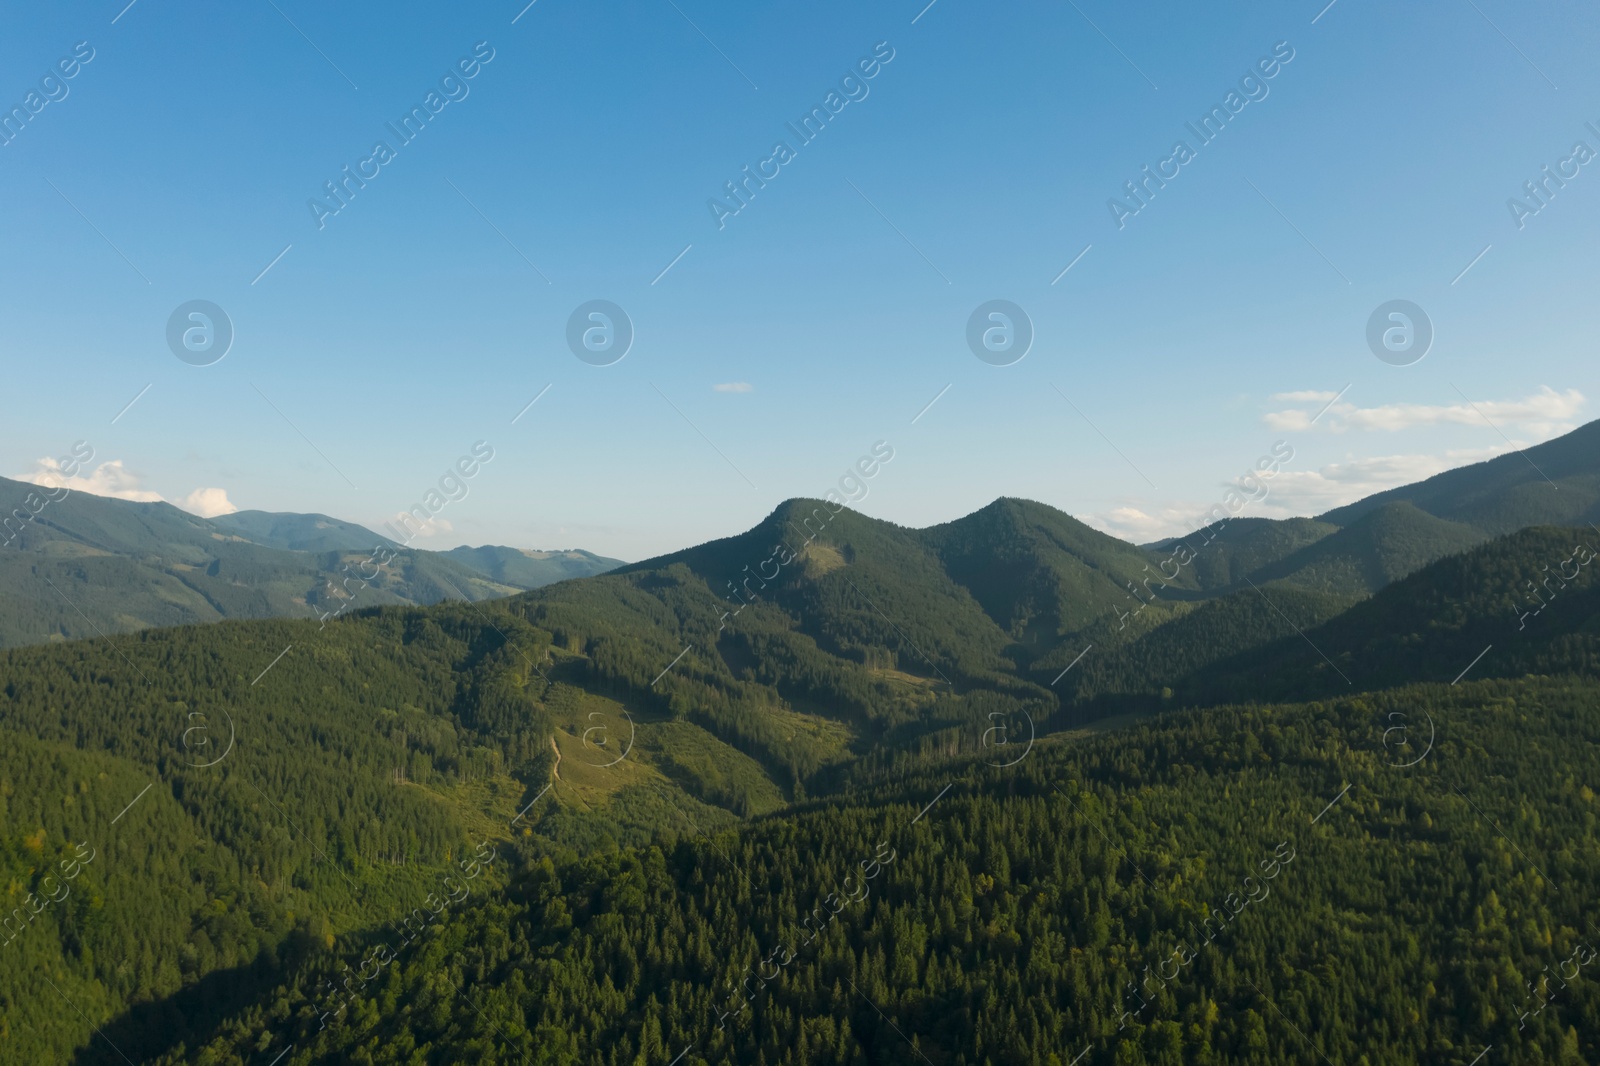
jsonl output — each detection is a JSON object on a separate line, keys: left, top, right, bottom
{"left": 442, "top": 544, "right": 622, "bottom": 587}
{"left": 4, "top": 470, "right": 1600, "bottom": 1060}
{"left": 1318, "top": 417, "right": 1600, "bottom": 533}
{"left": 208, "top": 510, "right": 399, "bottom": 553}
{"left": 139, "top": 674, "right": 1600, "bottom": 1066}
{"left": 1152, "top": 419, "right": 1600, "bottom": 599}
{"left": 1181, "top": 524, "right": 1600, "bottom": 703}
{"left": 208, "top": 515, "right": 624, "bottom": 589}
{"left": 1149, "top": 516, "right": 1339, "bottom": 590}
{"left": 1043, "top": 504, "right": 1497, "bottom": 708}
{"left": 1245, "top": 500, "right": 1488, "bottom": 595}
{"left": 608, "top": 496, "right": 1202, "bottom": 682}
{"left": 1052, "top": 582, "right": 1362, "bottom": 707}
{"left": 0, "top": 477, "right": 590, "bottom": 648}
{"left": 922, "top": 496, "right": 1198, "bottom": 647}
{"left": 9, "top": 416, "right": 1600, "bottom": 658}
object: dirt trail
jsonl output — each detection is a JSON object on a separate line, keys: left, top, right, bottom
{"left": 550, "top": 734, "right": 562, "bottom": 780}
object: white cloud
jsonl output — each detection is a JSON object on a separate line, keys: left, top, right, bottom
{"left": 713, "top": 382, "right": 753, "bottom": 393}
{"left": 1080, "top": 504, "right": 1216, "bottom": 543}
{"left": 392, "top": 514, "right": 453, "bottom": 539}
{"left": 1265, "top": 386, "right": 1585, "bottom": 436}
{"left": 1256, "top": 445, "right": 1508, "bottom": 515}
{"left": 181, "top": 487, "right": 238, "bottom": 518}
{"left": 13, "top": 459, "right": 243, "bottom": 520}
{"left": 1082, "top": 442, "right": 1520, "bottom": 541}
{"left": 15, "top": 458, "right": 163, "bottom": 502}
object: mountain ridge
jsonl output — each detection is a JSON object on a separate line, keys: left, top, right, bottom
{"left": 8, "top": 417, "right": 1600, "bottom": 652}
{"left": 0, "top": 477, "right": 622, "bottom": 648}
{"left": 4, "top": 423, "right": 1600, "bottom": 1062}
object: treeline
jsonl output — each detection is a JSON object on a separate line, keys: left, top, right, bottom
{"left": 1183, "top": 526, "right": 1600, "bottom": 704}
{"left": 154, "top": 676, "right": 1600, "bottom": 1064}
{"left": 0, "top": 608, "right": 556, "bottom": 1061}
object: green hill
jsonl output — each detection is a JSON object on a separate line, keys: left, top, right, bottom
{"left": 0, "top": 479, "right": 625, "bottom": 649}
{"left": 1318, "top": 418, "right": 1600, "bottom": 533}
{"left": 1152, "top": 419, "right": 1600, "bottom": 600}
{"left": 7, "top": 548, "right": 1598, "bottom": 1063}
{"left": 922, "top": 497, "right": 1198, "bottom": 653}
{"left": 1182, "top": 525, "right": 1600, "bottom": 703}
{"left": 205, "top": 510, "right": 398, "bottom": 553}
{"left": 208, "top": 510, "right": 398, "bottom": 553}
{"left": 123, "top": 674, "right": 1600, "bottom": 1066}
{"left": 1247, "top": 501, "right": 1488, "bottom": 595}
{"left": 1052, "top": 583, "right": 1362, "bottom": 705}
{"left": 1147, "top": 516, "right": 1339, "bottom": 591}
{"left": 6, "top": 423, "right": 1600, "bottom": 1063}
{"left": 442, "top": 544, "right": 622, "bottom": 587}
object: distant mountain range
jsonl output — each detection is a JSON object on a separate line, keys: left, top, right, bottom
{"left": 0, "top": 486, "right": 623, "bottom": 648}
{"left": 1318, "top": 416, "right": 1600, "bottom": 533}
{"left": 540, "top": 418, "right": 1600, "bottom": 722}
{"left": 1179, "top": 523, "right": 1600, "bottom": 704}
{"left": 3, "top": 420, "right": 1599, "bottom": 1062}
{"left": 439, "top": 543, "right": 623, "bottom": 589}
{"left": 3, "top": 419, "right": 1596, "bottom": 658}
{"left": 1153, "top": 419, "right": 1600, "bottom": 591}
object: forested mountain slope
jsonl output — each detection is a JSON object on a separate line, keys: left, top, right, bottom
{"left": 10, "top": 415, "right": 1600, "bottom": 658}
{"left": 1246, "top": 501, "right": 1487, "bottom": 595}
{"left": 1318, "top": 417, "right": 1600, "bottom": 533}
{"left": 1147, "top": 516, "right": 1340, "bottom": 591}
{"left": 144, "top": 676, "right": 1600, "bottom": 1065}
{"left": 1154, "top": 418, "right": 1600, "bottom": 595}
{"left": 4, "top": 425, "right": 1600, "bottom": 1063}
{"left": 442, "top": 545, "right": 623, "bottom": 587}
{"left": 208, "top": 511, "right": 402, "bottom": 553}
{"left": 1182, "top": 525, "right": 1600, "bottom": 703}
{"left": 0, "top": 478, "right": 613, "bottom": 648}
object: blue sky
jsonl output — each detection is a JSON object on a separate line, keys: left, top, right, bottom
{"left": 2, "top": 0, "right": 1598, "bottom": 560}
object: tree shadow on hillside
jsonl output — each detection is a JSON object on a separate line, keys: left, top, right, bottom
{"left": 69, "top": 953, "right": 289, "bottom": 1066}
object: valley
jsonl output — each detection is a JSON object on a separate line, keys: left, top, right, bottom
{"left": 0, "top": 419, "right": 1597, "bottom": 1063}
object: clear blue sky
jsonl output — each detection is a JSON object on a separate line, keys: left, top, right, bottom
{"left": 3, "top": 0, "right": 1598, "bottom": 559}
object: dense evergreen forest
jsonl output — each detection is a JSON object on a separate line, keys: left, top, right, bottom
{"left": 1, "top": 439, "right": 1598, "bottom": 1064}
{"left": 0, "top": 476, "right": 621, "bottom": 649}
{"left": 149, "top": 677, "right": 1600, "bottom": 1064}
